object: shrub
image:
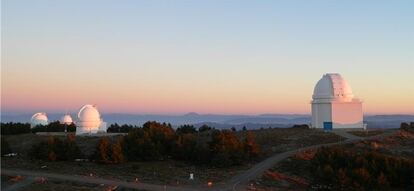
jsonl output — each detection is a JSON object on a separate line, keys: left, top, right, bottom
{"left": 103, "top": 121, "right": 261, "bottom": 167}
{"left": 123, "top": 121, "right": 175, "bottom": 161}
{"left": 29, "top": 135, "right": 83, "bottom": 161}
{"left": 92, "top": 137, "right": 125, "bottom": 164}
{"left": 311, "top": 146, "right": 414, "bottom": 190}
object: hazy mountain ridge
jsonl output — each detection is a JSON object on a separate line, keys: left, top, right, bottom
{"left": 2, "top": 113, "right": 413, "bottom": 129}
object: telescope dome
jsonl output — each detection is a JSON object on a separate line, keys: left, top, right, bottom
{"left": 60, "top": 114, "right": 73, "bottom": 125}
{"left": 313, "top": 73, "right": 354, "bottom": 100}
{"left": 31, "top": 112, "right": 48, "bottom": 128}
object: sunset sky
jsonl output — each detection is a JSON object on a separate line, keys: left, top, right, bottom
{"left": 2, "top": 0, "right": 414, "bottom": 115}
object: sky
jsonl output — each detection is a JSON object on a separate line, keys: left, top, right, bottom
{"left": 1, "top": 0, "right": 414, "bottom": 115}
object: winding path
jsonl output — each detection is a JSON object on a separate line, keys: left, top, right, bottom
{"left": 228, "top": 129, "right": 394, "bottom": 190}
{"left": 1, "top": 130, "right": 394, "bottom": 191}
{"left": 228, "top": 130, "right": 358, "bottom": 190}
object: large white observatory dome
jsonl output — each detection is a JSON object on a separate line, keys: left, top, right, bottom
{"left": 78, "top": 105, "right": 101, "bottom": 122}
{"left": 313, "top": 73, "right": 354, "bottom": 101}
{"left": 31, "top": 112, "right": 49, "bottom": 128}
{"left": 76, "top": 104, "right": 107, "bottom": 135}
{"left": 60, "top": 114, "right": 73, "bottom": 125}
{"left": 311, "top": 73, "right": 363, "bottom": 129}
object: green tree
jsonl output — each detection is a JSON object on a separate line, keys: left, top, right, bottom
{"left": 199, "top": 125, "right": 212, "bottom": 133}
{"left": 172, "top": 133, "right": 197, "bottom": 160}
{"left": 124, "top": 121, "right": 175, "bottom": 161}
{"left": 176, "top": 125, "right": 197, "bottom": 134}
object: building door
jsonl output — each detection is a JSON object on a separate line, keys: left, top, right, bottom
{"left": 323, "top": 122, "right": 333, "bottom": 130}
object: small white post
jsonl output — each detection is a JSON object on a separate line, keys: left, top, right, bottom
{"left": 189, "top": 173, "right": 194, "bottom": 180}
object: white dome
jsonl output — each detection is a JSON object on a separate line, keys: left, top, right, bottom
{"left": 76, "top": 104, "right": 105, "bottom": 134}
{"left": 78, "top": 104, "right": 101, "bottom": 122}
{"left": 31, "top": 112, "right": 48, "bottom": 128}
{"left": 60, "top": 114, "right": 73, "bottom": 125}
{"left": 313, "top": 73, "right": 354, "bottom": 100}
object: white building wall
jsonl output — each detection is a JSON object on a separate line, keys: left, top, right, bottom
{"left": 331, "top": 101, "right": 363, "bottom": 128}
{"left": 312, "top": 100, "right": 363, "bottom": 129}
{"left": 312, "top": 102, "right": 332, "bottom": 128}
{"left": 76, "top": 121, "right": 101, "bottom": 135}
{"left": 98, "top": 122, "right": 107, "bottom": 133}
{"left": 76, "top": 120, "right": 108, "bottom": 135}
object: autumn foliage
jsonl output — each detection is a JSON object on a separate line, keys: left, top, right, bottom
{"left": 112, "top": 121, "right": 261, "bottom": 166}
{"left": 27, "top": 121, "right": 261, "bottom": 167}
{"left": 92, "top": 137, "right": 125, "bottom": 164}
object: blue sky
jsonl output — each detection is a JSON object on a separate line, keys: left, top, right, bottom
{"left": 2, "top": 0, "right": 414, "bottom": 114}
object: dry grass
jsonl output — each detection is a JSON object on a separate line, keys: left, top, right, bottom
{"left": 20, "top": 180, "right": 110, "bottom": 191}
{"left": 248, "top": 128, "right": 342, "bottom": 157}
{"left": 2, "top": 157, "right": 249, "bottom": 186}
{"left": 347, "top": 130, "right": 384, "bottom": 137}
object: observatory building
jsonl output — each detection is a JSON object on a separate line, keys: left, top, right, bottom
{"left": 75, "top": 104, "right": 107, "bottom": 135}
{"left": 311, "top": 73, "right": 363, "bottom": 129}
{"left": 60, "top": 114, "right": 73, "bottom": 125}
{"left": 31, "top": 112, "right": 49, "bottom": 128}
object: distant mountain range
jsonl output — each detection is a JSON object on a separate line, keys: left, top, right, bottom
{"left": 2, "top": 113, "right": 413, "bottom": 129}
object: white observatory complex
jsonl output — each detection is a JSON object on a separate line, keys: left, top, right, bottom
{"left": 311, "top": 73, "right": 363, "bottom": 130}
{"left": 60, "top": 114, "right": 73, "bottom": 125}
{"left": 31, "top": 112, "right": 49, "bottom": 128}
{"left": 75, "top": 104, "right": 107, "bottom": 135}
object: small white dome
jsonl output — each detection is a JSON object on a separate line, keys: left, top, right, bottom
{"left": 31, "top": 112, "right": 48, "bottom": 128}
{"left": 60, "top": 114, "right": 73, "bottom": 125}
{"left": 313, "top": 73, "right": 354, "bottom": 100}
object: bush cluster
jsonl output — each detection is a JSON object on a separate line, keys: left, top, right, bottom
{"left": 311, "top": 146, "right": 414, "bottom": 190}
{"left": 400, "top": 122, "right": 414, "bottom": 132}
{"left": 107, "top": 123, "right": 136, "bottom": 133}
{"left": 31, "top": 121, "right": 76, "bottom": 133}
{"left": 95, "top": 121, "right": 261, "bottom": 167}
{"left": 1, "top": 122, "right": 31, "bottom": 135}
{"left": 27, "top": 121, "right": 261, "bottom": 167}
{"left": 1, "top": 121, "right": 76, "bottom": 135}
{"left": 29, "top": 134, "right": 83, "bottom": 161}
{"left": 91, "top": 137, "right": 125, "bottom": 164}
